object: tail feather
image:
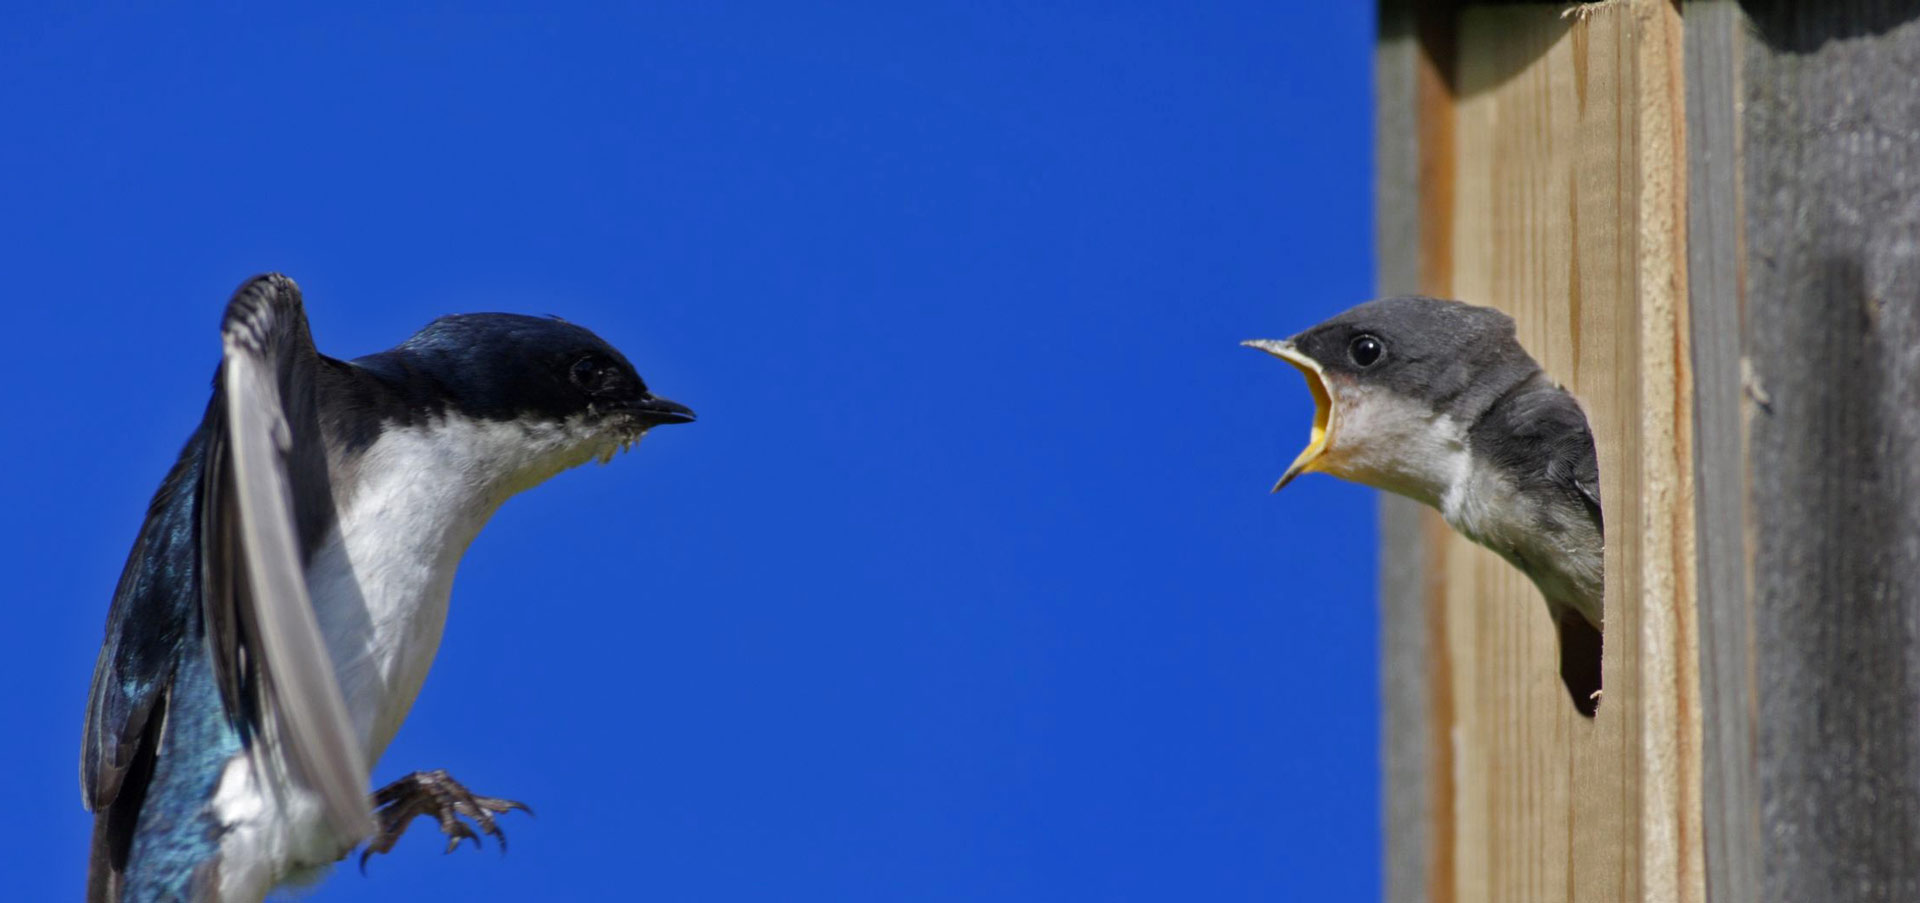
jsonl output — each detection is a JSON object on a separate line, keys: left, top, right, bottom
{"left": 88, "top": 687, "right": 161, "bottom": 903}
{"left": 1554, "top": 605, "right": 1603, "bottom": 718}
{"left": 90, "top": 651, "right": 243, "bottom": 902}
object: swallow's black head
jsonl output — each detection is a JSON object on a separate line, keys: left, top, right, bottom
{"left": 379, "top": 313, "right": 694, "bottom": 439}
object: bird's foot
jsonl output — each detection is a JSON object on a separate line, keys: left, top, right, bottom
{"left": 357, "top": 769, "right": 531, "bottom": 871}
{"left": 1561, "top": 0, "right": 1626, "bottom": 22}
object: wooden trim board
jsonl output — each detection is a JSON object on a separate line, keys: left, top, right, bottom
{"left": 1378, "top": 3, "right": 1705, "bottom": 899}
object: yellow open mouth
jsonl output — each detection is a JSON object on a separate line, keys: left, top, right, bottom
{"left": 1242, "top": 339, "right": 1333, "bottom": 492}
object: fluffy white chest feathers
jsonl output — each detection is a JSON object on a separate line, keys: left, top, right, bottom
{"left": 310, "top": 413, "right": 604, "bottom": 761}
{"left": 1314, "top": 380, "right": 1602, "bottom": 624}
{"left": 211, "top": 412, "right": 610, "bottom": 899}
{"left": 1316, "top": 381, "right": 1472, "bottom": 510}
{"left": 305, "top": 453, "right": 482, "bottom": 766}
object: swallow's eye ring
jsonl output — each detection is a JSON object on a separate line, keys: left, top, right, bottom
{"left": 569, "top": 356, "right": 609, "bottom": 389}
{"left": 1348, "top": 334, "right": 1385, "bottom": 368}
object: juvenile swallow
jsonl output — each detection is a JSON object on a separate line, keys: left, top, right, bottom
{"left": 82, "top": 274, "right": 694, "bottom": 901}
{"left": 1246, "top": 296, "right": 1603, "bottom": 716}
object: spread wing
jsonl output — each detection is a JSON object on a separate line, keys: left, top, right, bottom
{"left": 202, "top": 274, "right": 373, "bottom": 840}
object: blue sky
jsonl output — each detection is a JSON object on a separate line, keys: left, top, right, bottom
{"left": 3, "top": 4, "right": 1378, "bottom": 900}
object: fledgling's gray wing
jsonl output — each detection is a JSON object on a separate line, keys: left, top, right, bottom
{"left": 1472, "top": 375, "right": 1606, "bottom": 716}
{"left": 1529, "top": 385, "right": 1602, "bottom": 531}
{"left": 202, "top": 274, "right": 373, "bottom": 840}
{"left": 1480, "top": 377, "right": 1603, "bottom": 532}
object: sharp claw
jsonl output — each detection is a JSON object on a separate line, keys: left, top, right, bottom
{"left": 358, "top": 770, "right": 532, "bottom": 868}
{"left": 484, "top": 796, "right": 531, "bottom": 817}
{"left": 439, "top": 812, "right": 479, "bottom": 851}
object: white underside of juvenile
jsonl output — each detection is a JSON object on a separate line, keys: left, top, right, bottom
{"left": 1314, "top": 382, "right": 1472, "bottom": 512}
{"left": 1317, "top": 381, "right": 1602, "bottom": 626}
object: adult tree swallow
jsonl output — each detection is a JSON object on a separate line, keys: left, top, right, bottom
{"left": 82, "top": 274, "right": 695, "bottom": 902}
{"left": 1244, "top": 296, "right": 1604, "bottom": 717}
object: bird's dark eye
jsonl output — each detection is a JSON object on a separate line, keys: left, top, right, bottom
{"left": 569, "top": 356, "right": 608, "bottom": 390}
{"left": 1348, "top": 334, "right": 1384, "bottom": 368}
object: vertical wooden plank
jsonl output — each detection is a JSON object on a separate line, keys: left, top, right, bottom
{"left": 1375, "top": 4, "right": 1437, "bottom": 902}
{"left": 1388, "top": 3, "right": 1920, "bottom": 900}
{"left": 1435, "top": 3, "right": 1703, "bottom": 901}
{"left": 1739, "top": 5, "right": 1920, "bottom": 901}
{"left": 1413, "top": 6, "right": 1463, "bottom": 901}
{"left": 1628, "top": 6, "right": 1700, "bottom": 900}
{"left": 1381, "top": 3, "right": 1465, "bottom": 901}
{"left": 1680, "top": 4, "right": 1760, "bottom": 903}
{"left": 1450, "top": 14, "right": 1598, "bottom": 900}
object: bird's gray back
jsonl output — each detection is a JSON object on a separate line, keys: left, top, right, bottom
{"left": 1468, "top": 374, "right": 1603, "bottom": 533}
{"left": 1464, "top": 373, "right": 1605, "bottom": 622}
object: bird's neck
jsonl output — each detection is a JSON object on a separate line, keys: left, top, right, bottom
{"left": 310, "top": 413, "right": 602, "bottom": 760}
{"left": 1318, "top": 382, "right": 1473, "bottom": 510}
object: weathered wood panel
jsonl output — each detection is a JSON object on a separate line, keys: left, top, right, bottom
{"left": 1374, "top": 4, "right": 1438, "bottom": 903}
{"left": 1679, "top": 4, "right": 1759, "bottom": 903}
{"left": 1378, "top": 3, "right": 1467, "bottom": 901}
{"left": 1448, "top": 22, "right": 1602, "bottom": 897}
{"left": 1385, "top": 3, "right": 1920, "bottom": 900}
{"left": 1381, "top": 2, "right": 1704, "bottom": 900}
{"left": 1740, "top": 4, "right": 1920, "bottom": 901}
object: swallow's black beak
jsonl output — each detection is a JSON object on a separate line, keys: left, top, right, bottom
{"left": 629, "top": 395, "right": 697, "bottom": 426}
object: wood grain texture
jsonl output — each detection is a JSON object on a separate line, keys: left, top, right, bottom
{"left": 1375, "top": 4, "right": 1436, "bottom": 903}
{"left": 1386, "top": 4, "right": 1920, "bottom": 900}
{"left": 1448, "top": 21, "right": 1592, "bottom": 903}
{"left": 1680, "top": 4, "right": 1760, "bottom": 903}
{"left": 1739, "top": 5, "right": 1920, "bottom": 901}
{"left": 1404, "top": 3, "right": 1704, "bottom": 900}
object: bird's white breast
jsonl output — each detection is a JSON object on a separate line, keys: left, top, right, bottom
{"left": 1319, "top": 380, "right": 1546, "bottom": 564}
{"left": 313, "top": 413, "right": 600, "bottom": 760}
{"left": 1319, "top": 382, "right": 1473, "bottom": 510}
{"left": 1320, "top": 380, "right": 1601, "bottom": 624}
{"left": 1440, "top": 456, "right": 1531, "bottom": 557}
{"left": 1442, "top": 441, "right": 1605, "bottom": 625}
{"left": 306, "top": 441, "right": 486, "bottom": 766}
{"left": 212, "top": 413, "right": 603, "bottom": 899}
